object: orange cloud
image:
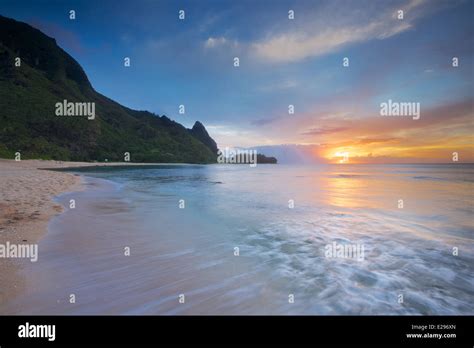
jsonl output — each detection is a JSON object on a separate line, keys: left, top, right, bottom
{"left": 302, "top": 99, "right": 474, "bottom": 163}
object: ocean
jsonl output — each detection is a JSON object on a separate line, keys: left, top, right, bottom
{"left": 3, "top": 164, "right": 473, "bottom": 314}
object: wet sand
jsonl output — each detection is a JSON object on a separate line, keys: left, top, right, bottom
{"left": 1, "top": 175, "right": 285, "bottom": 315}
{"left": 0, "top": 160, "right": 81, "bottom": 304}
{"left": 0, "top": 159, "right": 170, "bottom": 305}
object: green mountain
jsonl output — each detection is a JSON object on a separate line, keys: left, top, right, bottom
{"left": 0, "top": 15, "right": 218, "bottom": 163}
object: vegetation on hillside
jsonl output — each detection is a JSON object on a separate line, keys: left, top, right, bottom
{"left": 0, "top": 15, "right": 218, "bottom": 163}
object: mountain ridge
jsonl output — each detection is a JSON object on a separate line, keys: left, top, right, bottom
{"left": 0, "top": 14, "right": 218, "bottom": 163}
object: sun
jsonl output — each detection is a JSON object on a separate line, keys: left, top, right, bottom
{"left": 333, "top": 151, "right": 350, "bottom": 163}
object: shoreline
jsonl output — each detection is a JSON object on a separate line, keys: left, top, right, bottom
{"left": 0, "top": 160, "right": 86, "bottom": 304}
{"left": 0, "top": 159, "right": 204, "bottom": 305}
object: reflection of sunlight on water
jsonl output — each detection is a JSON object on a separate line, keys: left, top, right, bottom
{"left": 323, "top": 174, "right": 370, "bottom": 209}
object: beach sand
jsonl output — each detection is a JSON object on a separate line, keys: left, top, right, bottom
{"left": 0, "top": 159, "right": 156, "bottom": 305}
{"left": 0, "top": 160, "right": 85, "bottom": 304}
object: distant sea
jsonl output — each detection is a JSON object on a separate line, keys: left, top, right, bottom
{"left": 3, "top": 164, "right": 473, "bottom": 314}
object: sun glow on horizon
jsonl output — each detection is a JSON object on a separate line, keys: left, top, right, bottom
{"left": 333, "top": 151, "right": 350, "bottom": 163}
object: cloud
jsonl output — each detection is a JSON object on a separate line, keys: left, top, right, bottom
{"left": 258, "top": 79, "right": 299, "bottom": 92}
{"left": 204, "top": 36, "right": 239, "bottom": 50}
{"left": 204, "top": 37, "right": 228, "bottom": 48}
{"left": 205, "top": 124, "right": 270, "bottom": 148}
{"left": 252, "top": 117, "right": 279, "bottom": 126}
{"left": 310, "top": 98, "right": 474, "bottom": 162}
{"left": 252, "top": 0, "right": 429, "bottom": 63}
{"left": 355, "top": 138, "right": 399, "bottom": 145}
{"left": 310, "top": 98, "right": 474, "bottom": 143}
{"left": 302, "top": 126, "right": 350, "bottom": 136}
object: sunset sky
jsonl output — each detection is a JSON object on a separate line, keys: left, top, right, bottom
{"left": 1, "top": 0, "right": 473, "bottom": 163}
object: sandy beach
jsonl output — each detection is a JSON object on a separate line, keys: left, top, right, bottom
{"left": 0, "top": 159, "right": 165, "bottom": 305}
{"left": 0, "top": 160, "right": 85, "bottom": 303}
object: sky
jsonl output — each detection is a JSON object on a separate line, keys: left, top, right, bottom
{"left": 1, "top": 0, "right": 473, "bottom": 163}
